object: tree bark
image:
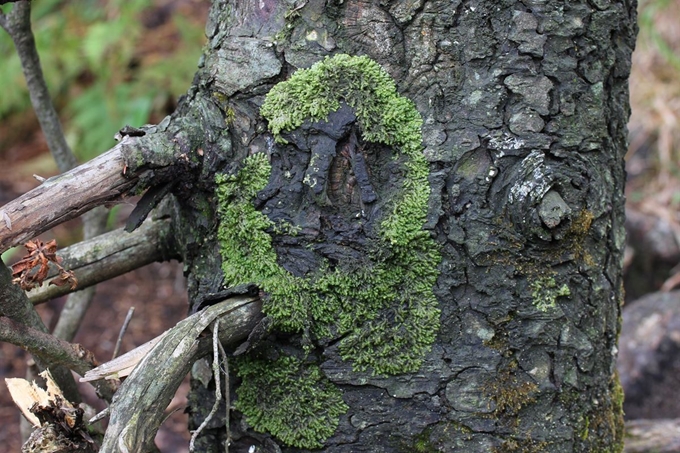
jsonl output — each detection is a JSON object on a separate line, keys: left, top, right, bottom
{"left": 160, "top": 1, "right": 637, "bottom": 452}
{"left": 0, "top": 0, "right": 637, "bottom": 451}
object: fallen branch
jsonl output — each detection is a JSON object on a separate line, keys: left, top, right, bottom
{"left": 96, "top": 296, "right": 262, "bottom": 452}
{"left": 625, "top": 418, "right": 680, "bottom": 452}
{"left": 27, "top": 218, "right": 175, "bottom": 305}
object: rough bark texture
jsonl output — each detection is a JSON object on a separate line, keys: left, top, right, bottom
{"left": 118, "top": 0, "right": 637, "bottom": 451}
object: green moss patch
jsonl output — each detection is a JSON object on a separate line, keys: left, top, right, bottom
{"left": 216, "top": 54, "right": 441, "bottom": 448}
{"left": 235, "top": 355, "right": 348, "bottom": 449}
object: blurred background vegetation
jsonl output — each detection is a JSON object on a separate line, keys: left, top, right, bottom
{"left": 0, "top": 2, "right": 209, "bottom": 450}
{"left": 624, "top": 0, "right": 680, "bottom": 300}
{"left": 628, "top": 0, "right": 680, "bottom": 200}
{"left": 0, "top": 0, "right": 207, "bottom": 167}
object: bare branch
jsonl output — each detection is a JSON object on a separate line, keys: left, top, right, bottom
{"left": 1, "top": 0, "right": 112, "bottom": 347}
{"left": 1, "top": 261, "right": 83, "bottom": 402}
{"left": 0, "top": 141, "right": 142, "bottom": 253}
{"left": 0, "top": 316, "right": 115, "bottom": 398}
{"left": 98, "top": 296, "right": 263, "bottom": 452}
{"left": 28, "top": 218, "right": 175, "bottom": 305}
{"left": 112, "top": 307, "right": 135, "bottom": 360}
{"left": 1, "top": 0, "right": 77, "bottom": 172}
{"left": 189, "top": 319, "right": 223, "bottom": 452}
{"left": 624, "top": 418, "right": 680, "bottom": 452}
{"left": 52, "top": 207, "right": 110, "bottom": 341}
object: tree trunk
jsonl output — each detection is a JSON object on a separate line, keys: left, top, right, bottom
{"left": 112, "top": 0, "right": 638, "bottom": 451}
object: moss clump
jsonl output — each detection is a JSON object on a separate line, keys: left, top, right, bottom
{"left": 261, "top": 54, "right": 423, "bottom": 154}
{"left": 530, "top": 276, "right": 570, "bottom": 312}
{"left": 218, "top": 54, "right": 439, "bottom": 373}
{"left": 234, "top": 355, "right": 348, "bottom": 449}
{"left": 486, "top": 368, "right": 539, "bottom": 418}
{"left": 216, "top": 54, "right": 440, "bottom": 447}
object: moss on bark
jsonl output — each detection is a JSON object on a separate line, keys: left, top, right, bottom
{"left": 215, "top": 54, "right": 440, "bottom": 448}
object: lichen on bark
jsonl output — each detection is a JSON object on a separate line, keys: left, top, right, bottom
{"left": 215, "top": 54, "right": 441, "bottom": 448}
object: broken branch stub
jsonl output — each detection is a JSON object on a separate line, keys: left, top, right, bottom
{"left": 0, "top": 143, "right": 137, "bottom": 253}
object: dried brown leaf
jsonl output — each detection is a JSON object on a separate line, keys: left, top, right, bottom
{"left": 11, "top": 239, "right": 75, "bottom": 291}
{"left": 49, "top": 270, "right": 78, "bottom": 290}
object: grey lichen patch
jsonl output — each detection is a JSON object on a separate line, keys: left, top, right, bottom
{"left": 531, "top": 276, "right": 570, "bottom": 312}
{"left": 206, "top": 37, "right": 282, "bottom": 97}
{"left": 508, "top": 150, "right": 552, "bottom": 205}
{"left": 216, "top": 54, "right": 441, "bottom": 448}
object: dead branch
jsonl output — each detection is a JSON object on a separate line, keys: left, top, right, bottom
{"left": 0, "top": 312, "right": 115, "bottom": 402}
{"left": 0, "top": 317, "right": 109, "bottom": 389}
{"left": 0, "top": 258, "right": 83, "bottom": 403}
{"left": 625, "top": 418, "right": 680, "bottom": 452}
{"left": 27, "top": 218, "right": 175, "bottom": 305}
{"left": 98, "top": 296, "right": 263, "bottom": 452}
{"left": 0, "top": 141, "right": 141, "bottom": 254}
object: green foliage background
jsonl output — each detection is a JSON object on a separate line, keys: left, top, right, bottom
{"left": 0, "top": 0, "right": 205, "bottom": 161}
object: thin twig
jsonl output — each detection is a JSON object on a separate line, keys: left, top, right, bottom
{"left": 190, "top": 319, "right": 224, "bottom": 452}
{"left": 2, "top": 1, "right": 109, "bottom": 344}
{"left": 2, "top": 1, "right": 77, "bottom": 171}
{"left": 218, "top": 336, "right": 230, "bottom": 452}
{"left": 112, "top": 307, "right": 135, "bottom": 360}
{"left": 53, "top": 207, "right": 109, "bottom": 341}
